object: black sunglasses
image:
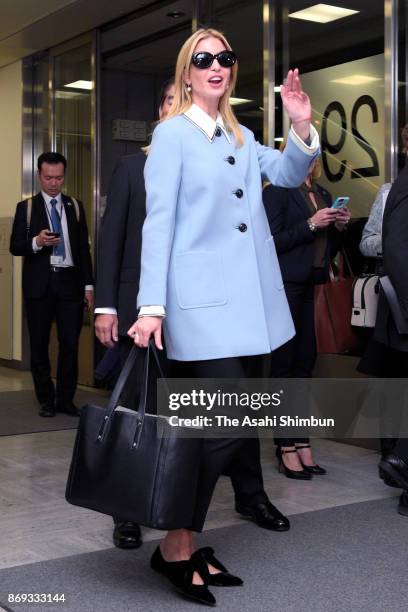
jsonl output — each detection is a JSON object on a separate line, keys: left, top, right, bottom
{"left": 191, "top": 51, "right": 237, "bottom": 69}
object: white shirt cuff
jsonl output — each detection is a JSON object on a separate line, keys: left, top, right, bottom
{"left": 289, "top": 124, "right": 319, "bottom": 155}
{"left": 94, "top": 307, "right": 118, "bottom": 315}
{"left": 32, "top": 237, "right": 42, "bottom": 252}
{"left": 138, "top": 305, "right": 166, "bottom": 318}
{"left": 85, "top": 285, "right": 94, "bottom": 291}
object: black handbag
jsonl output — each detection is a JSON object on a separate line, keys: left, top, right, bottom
{"left": 66, "top": 341, "right": 202, "bottom": 530}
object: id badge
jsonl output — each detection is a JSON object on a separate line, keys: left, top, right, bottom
{"left": 50, "top": 255, "right": 64, "bottom": 265}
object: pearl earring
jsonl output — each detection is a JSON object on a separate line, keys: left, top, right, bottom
{"left": 186, "top": 83, "right": 192, "bottom": 92}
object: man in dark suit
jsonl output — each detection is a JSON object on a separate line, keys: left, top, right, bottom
{"left": 95, "top": 80, "right": 291, "bottom": 549}
{"left": 94, "top": 80, "right": 175, "bottom": 550}
{"left": 376, "top": 163, "right": 408, "bottom": 516}
{"left": 10, "top": 152, "right": 93, "bottom": 418}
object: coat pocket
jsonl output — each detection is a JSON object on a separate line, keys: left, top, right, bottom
{"left": 174, "top": 251, "right": 227, "bottom": 309}
{"left": 266, "top": 237, "right": 285, "bottom": 290}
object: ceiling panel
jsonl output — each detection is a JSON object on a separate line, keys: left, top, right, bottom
{"left": 0, "top": 0, "right": 79, "bottom": 40}
{"left": 102, "top": 0, "right": 261, "bottom": 77}
{"left": 101, "top": 0, "right": 191, "bottom": 53}
{"left": 0, "top": 0, "right": 152, "bottom": 68}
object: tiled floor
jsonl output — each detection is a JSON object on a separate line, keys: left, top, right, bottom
{"left": 0, "top": 431, "right": 399, "bottom": 570}
{"left": 0, "top": 365, "right": 98, "bottom": 394}
{"left": 0, "top": 366, "right": 33, "bottom": 392}
{"left": 0, "top": 366, "right": 400, "bottom": 571}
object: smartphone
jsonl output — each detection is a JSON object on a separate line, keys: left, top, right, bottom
{"left": 331, "top": 196, "right": 350, "bottom": 209}
{"left": 47, "top": 232, "right": 60, "bottom": 238}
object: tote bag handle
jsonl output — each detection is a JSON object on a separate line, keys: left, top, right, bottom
{"left": 97, "top": 340, "right": 165, "bottom": 443}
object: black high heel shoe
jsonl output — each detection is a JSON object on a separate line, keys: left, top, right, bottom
{"left": 200, "top": 547, "right": 243, "bottom": 587}
{"left": 295, "top": 444, "right": 327, "bottom": 475}
{"left": 150, "top": 546, "right": 216, "bottom": 606}
{"left": 276, "top": 446, "right": 312, "bottom": 480}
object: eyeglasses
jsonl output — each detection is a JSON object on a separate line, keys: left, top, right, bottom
{"left": 191, "top": 51, "right": 237, "bottom": 70}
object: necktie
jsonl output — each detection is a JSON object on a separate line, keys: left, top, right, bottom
{"left": 50, "top": 199, "right": 66, "bottom": 259}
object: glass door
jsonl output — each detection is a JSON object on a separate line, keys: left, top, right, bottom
{"left": 276, "top": 0, "right": 386, "bottom": 217}
{"left": 49, "top": 34, "right": 96, "bottom": 386}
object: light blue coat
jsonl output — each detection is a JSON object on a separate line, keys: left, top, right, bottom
{"left": 138, "top": 113, "right": 319, "bottom": 361}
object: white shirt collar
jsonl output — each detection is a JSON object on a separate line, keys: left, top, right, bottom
{"left": 42, "top": 191, "right": 62, "bottom": 207}
{"left": 184, "top": 103, "right": 231, "bottom": 143}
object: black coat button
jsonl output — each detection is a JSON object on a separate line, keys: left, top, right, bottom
{"left": 215, "top": 127, "right": 222, "bottom": 137}
{"left": 226, "top": 156, "right": 235, "bottom": 165}
{"left": 238, "top": 223, "right": 247, "bottom": 232}
{"left": 234, "top": 189, "right": 243, "bottom": 198}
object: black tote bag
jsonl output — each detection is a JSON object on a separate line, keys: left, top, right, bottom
{"left": 66, "top": 341, "right": 202, "bottom": 530}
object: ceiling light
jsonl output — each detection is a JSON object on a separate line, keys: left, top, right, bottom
{"left": 330, "top": 75, "right": 382, "bottom": 85}
{"left": 55, "top": 90, "right": 86, "bottom": 100}
{"left": 289, "top": 4, "right": 359, "bottom": 24}
{"left": 230, "top": 97, "right": 253, "bottom": 106}
{"left": 64, "top": 80, "right": 93, "bottom": 90}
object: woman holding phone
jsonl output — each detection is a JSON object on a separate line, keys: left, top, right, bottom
{"left": 263, "top": 155, "right": 350, "bottom": 478}
{"left": 128, "top": 28, "right": 319, "bottom": 606}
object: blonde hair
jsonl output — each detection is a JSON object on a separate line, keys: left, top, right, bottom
{"left": 279, "top": 140, "right": 321, "bottom": 181}
{"left": 161, "top": 28, "right": 244, "bottom": 147}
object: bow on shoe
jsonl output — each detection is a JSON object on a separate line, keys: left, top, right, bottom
{"left": 198, "top": 546, "right": 243, "bottom": 587}
{"left": 180, "top": 549, "right": 216, "bottom": 606}
{"left": 188, "top": 548, "right": 211, "bottom": 584}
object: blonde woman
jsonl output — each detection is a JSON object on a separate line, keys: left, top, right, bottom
{"left": 128, "top": 28, "right": 319, "bottom": 606}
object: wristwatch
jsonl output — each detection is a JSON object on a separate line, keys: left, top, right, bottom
{"left": 307, "top": 218, "right": 317, "bottom": 233}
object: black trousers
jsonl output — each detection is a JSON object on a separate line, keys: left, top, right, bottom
{"left": 25, "top": 269, "right": 84, "bottom": 406}
{"left": 270, "top": 280, "right": 316, "bottom": 447}
{"left": 171, "top": 356, "right": 267, "bottom": 532}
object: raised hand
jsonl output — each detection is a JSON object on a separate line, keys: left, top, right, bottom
{"left": 280, "top": 68, "right": 312, "bottom": 141}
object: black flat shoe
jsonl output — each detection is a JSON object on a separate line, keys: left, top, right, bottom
{"left": 276, "top": 447, "right": 312, "bottom": 480}
{"left": 150, "top": 546, "right": 216, "bottom": 606}
{"left": 113, "top": 521, "right": 142, "bottom": 549}
{"left": 379, "top": 465, "right": 400, "bottom": 488}
{"left": 379, "top": 454, "right": 408, "bottom": 490}
{"left": 236, "top": 500, "right": 290, "bottom": 531}
{"left": 199, "top": 547, "right": 243, "bottom": 587}
{"left": 38, "top": 403, "right": 55, "bottom": 418}
{"left": 398, "top": 491, "right": 408, "bottom": 517}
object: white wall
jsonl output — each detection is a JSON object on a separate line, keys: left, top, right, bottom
{"left": 0, "top": 61, "right": 23, "bottom": 361}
